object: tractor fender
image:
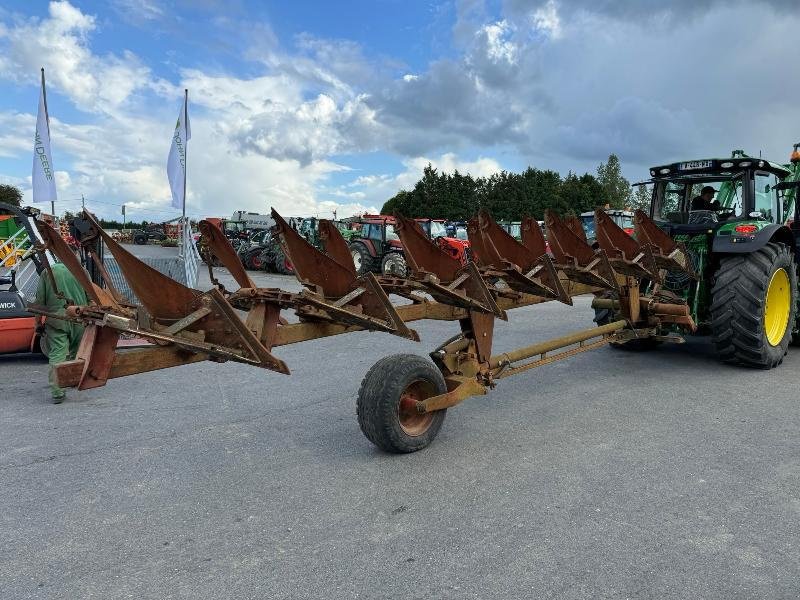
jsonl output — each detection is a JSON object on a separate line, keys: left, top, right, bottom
{"left": 712, "top": 223, "right": 795, "bottom": 254}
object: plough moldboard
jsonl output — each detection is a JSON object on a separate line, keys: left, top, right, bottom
{"left": 28, "top": 207, "right": 698, "bottom": 453}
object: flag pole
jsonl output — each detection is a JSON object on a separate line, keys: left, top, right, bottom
{"left": 41, "top": 67, "right": 55, "bottom": 218}
{"left": 41, "top": 68, "right": 50, "bottom": 135}
{"left": 182, "top": 88, "right": 187, "bottom": 223}
{"left": 181, "top": 88, "right": 188, "bottom": 256}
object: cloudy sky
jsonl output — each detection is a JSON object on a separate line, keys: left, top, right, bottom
{"left": 0, "top": 0, "right": 798, "bottom": 222}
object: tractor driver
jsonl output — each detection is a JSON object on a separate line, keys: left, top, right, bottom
{"left": 690, "top": 186, "right": 721, "bottom": 212}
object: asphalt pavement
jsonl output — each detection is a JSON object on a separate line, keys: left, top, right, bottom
{"left": 1, "top": 244, "right": 799, "bottom": 599}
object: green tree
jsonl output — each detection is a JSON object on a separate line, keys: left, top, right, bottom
{"left": 0, "top": 184, "right": 22, "bottom": 208}
{"left": 380, "top": 161, "right": 617, "bottom": 220}
{"left": 560, "top": 172, "right": 609, "bottom": 216}
{"left": 630, "top": 184, "right": 651, "bottom": 211}
{"left": 596, "top": 154, "right": 631, "bottom": 209}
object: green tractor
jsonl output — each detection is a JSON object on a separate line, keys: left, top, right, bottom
{"left": 596, "top": 147, "right": 800, "bottom": 368}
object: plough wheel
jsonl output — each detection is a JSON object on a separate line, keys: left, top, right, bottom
{"left": 710, "top": 242, "right": 797, "bottom": 368}
{"left": 357, "top": 354, "right": 447, "bottom": 453}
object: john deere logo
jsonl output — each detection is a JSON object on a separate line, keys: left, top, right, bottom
{"left": 173, "top": 120, "right": 186, "bottom": 169}
{"left": 34, "top": 129, "right": 53, "bottom": 181}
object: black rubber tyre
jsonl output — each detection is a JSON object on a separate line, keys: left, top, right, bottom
{"left": 245, "top": 248, "right": 267, "bottom": 271}
{"left": 357, "top": 354, "right": 447, "bottom": 453}
{"left": 133, "top": 234, "right": 147, "bottom": 245}
{"left": 710, "top": 242, "right": 797, "bottom": 369}
{"left": 792, "top": 265, "right": 800, "bottom": 347}
{"left": 381, "top": 252, "right": 408, "bottom": 277}
{"left": 349, "top": 242, "right": 379, "bottom": 275}
{"left": 593, "top": 291, "right": 661, "bottom": 351}
{"left": 272, "top": 246, "right": 294, "bottom": 275}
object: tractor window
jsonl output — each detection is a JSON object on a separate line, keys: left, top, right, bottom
{"left": 385, "top": 224, "right": 400, "bottom": 241}
{"left": 754, "top": 171, "right": 779, "bottom": 222}
{"left": 429, "top": 221, "right": 447, "bottom": 238}
{"left": 454, "top": 226, "right": 468, "bottom": 240}
{"left": 657, "top": 182, "right": 686, "bottom": 222}
{"left": 711, "top": 176, "right": 744, "bottom": 216}
{"left": 580, "top": 216, "right": 596, "bottom": 240}
{"left": 616, "top": 213, "right": 635, "bottom": 230}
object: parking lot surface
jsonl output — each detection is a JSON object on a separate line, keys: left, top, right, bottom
{"left": 1, "top": 245, "right": 799, "bottom": 599}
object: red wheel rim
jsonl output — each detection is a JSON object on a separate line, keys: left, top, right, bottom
{"left": 397, "top": 380, "right": 436, "bottom": 436}
{"left": 252, "top": 256, "right": 263, "bottom": 268}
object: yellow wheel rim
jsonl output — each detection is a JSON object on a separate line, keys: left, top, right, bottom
{"left": 764, "top": 267, "right": 791, "bottom": 346}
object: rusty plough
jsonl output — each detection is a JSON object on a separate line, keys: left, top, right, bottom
{"left": 28, "top": 207, "right": 697, "bottom": 453}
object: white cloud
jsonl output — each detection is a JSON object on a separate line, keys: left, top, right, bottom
{"left": 4, "top": 0, "right": 800, "bottom": 224}
{"left": 0, "top": 112, "right": 34, "bottom": 158}
{"left": 531, "top": 0, "right": 562, "bottom": 39}
{"left": 0, "top": 1, "right": 156, "bottom": 114}
{"left": 0, "top": 2, "right": 384, "bottom": 220}
{"left": 111, "top": 0, "right": 164, "bottom": 22}
{"left": 481, "top": 20, "right": 517, "bottom": 63}
{"left": 341, "top": 153, "right": 504, "bottom": 208}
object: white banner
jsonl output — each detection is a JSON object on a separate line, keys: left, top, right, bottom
{"left": 32, "top": 81, "right": 57, "bottom": 203}
{"left": 167, "top": 94, "right": 191, "bottom": 210}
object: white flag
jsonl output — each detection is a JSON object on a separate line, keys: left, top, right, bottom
{"left": 32, "top": 79, "right": 57, "bottom": 203}
{"left": 167, "top": 93, "right": 191, "bottom": 210}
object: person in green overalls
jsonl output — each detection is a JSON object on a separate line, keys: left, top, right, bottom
{"left": 34, "top": 263, "right": 88, "bottom": 403}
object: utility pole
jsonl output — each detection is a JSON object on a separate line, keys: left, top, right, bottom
{"left": 81, "top": 194, "right": 85, "bottom": 209}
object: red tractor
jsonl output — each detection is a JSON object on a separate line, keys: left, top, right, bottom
{"left": 348, "top": 215, "right": 470, "bottom": 276}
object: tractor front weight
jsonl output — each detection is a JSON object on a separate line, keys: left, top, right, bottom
{"left": 28, "top": 207, "right": 697, "bottom": 453}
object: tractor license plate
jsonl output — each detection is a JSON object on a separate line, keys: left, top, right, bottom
{"left": 679, "top": 160, "right": 713, "bottom": 171}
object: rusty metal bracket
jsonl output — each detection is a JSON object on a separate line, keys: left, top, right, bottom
{"left": 633, "top": 210, "right": 698, "bottom": 279}
{"left": 273, "top": 209, "right": 355, "bottom": 298}
{"left": 394, "top": 214, "right": 462, "bottom": 283}
{"left": 317, "top": 219, "right": 356, "bottom": 276}
{"left": 594, "top": 209, "right": 661, "bottom": 282}
{"left": 199, "top": 219, "right": 255, "bottom": 290}
{"left": 545, "top": 210, "right": 619, "bottom": 292}
{"left": 298, "top": 272, "right": 420, "bottom": 341}
{"left": 81, "top": 211, "right": 200, "bottom": 322}
{"left": 521, "top": 217, "right": 548, "bottom": 258}
{"left": 34, "top": 219, "right": 122, "bottom": 310}
{"left": 416, "top": 376, "right": 488, "bottom": 413}
{"left": 468, "top": 212, "right": 570, "bottom": 304}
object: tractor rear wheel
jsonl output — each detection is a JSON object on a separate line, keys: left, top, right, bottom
{"left": 272, "top": 246, "right": 294, "bottom": 275}
{"left": 381, "top": 252, "right": 407, "bottom": 277}
{"left": 247, "top": 250, "right": 267, "bottom": 271}
{"left": 349, "top": 242, "right": 378, "bottom": 275}
{"left": 357, "top": 354, "right": 447, "bottom": 453}
{"left": 710, "top": 242, "right": 797, "bottom": 368}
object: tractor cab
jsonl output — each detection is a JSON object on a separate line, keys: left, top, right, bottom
{"left": 646, "top": 157, "right": 792, "bottom": 236}
{"left": 580, "top": 210, "right": 634, "bottom": 244}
